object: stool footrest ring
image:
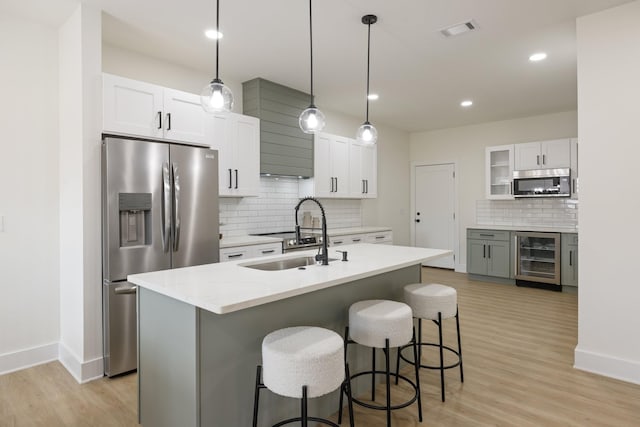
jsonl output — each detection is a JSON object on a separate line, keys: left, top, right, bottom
{"left": 348, "top": 370, "right": 419, "bottom": 411}
{"left": 399, "top": 342, "right": 462, "bottom": 370}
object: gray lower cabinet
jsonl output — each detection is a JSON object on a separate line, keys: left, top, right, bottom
{"left": 467, "top": 229, "right": 511, "bottom": 278}
{"left": 561, "top": 233, "right": 579, "bottom": 286}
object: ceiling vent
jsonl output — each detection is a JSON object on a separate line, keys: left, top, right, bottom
{"left": 439, "top": 20, "right": 478, "bottom": 38}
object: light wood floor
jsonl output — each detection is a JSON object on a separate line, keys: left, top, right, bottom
{"left": 2, "top": 268, "right": 640, "bottom": 426}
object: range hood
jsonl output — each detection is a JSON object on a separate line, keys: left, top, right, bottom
{"left": 242, "top": 78, "right": 314, "bottom": 178}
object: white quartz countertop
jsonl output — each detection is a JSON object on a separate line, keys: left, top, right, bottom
{"left": 129, "top": 244, "right": 450, "bottom": 315}
{"left": 220, "top": 235, "right": 283, "bottom": 248}
{"left": 327, "top": 226, "right": 392, "bottom": 237}
{"left": 468, "top": 225, "right": 578, "bottom": 233}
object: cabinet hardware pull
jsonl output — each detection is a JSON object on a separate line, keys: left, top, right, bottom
{"left": 228, "top": 253, "right": 243, "bottom": 258}
{"left": 234, "top": 169, "right": 238, "bottom": 189}
{"left": 375, "top": 236, "right": 384, "bottom": 239}
{"left": 335, "top": 177, "right": 338, "bottom": 192}
{"left": 479, "top": 234, "right": 494, "bottom": 237}
{"left": 537, "top": 155, "right": 540, "bottom": 165}
{"left": 542, "top": 154, "right": 546, "bottom": 165}
{"left": 365, "top": 179, "right": 368, "bottom": 194}
{"left": 166, "top": 113, "right": 171, "bottom": 131}
{"left": 362, "top": 179, "right": 365, "bottom": 194}
{"left": 334, "top": 240, "right": 343, "bottom": 244}
{"left": 262, "top": 250, "right": 275, "bottom": 254}
{"left": 510, "top": 181, "right": 513, "bottom": 195}
{"left": 483, "top": 244, "right": 486, "bottom": 258}
{"left": 569, "top": 250, "right": 572, "bottom": 266}
{"left": 352, "top": 239, "right": 361, "bottom": 242}
{"left": 228, "top": 169, "right": 232, "bottom": 189}
{"left": 488, "top": 245, "right": 491, "bottom": 258}
{"left": 157, "top": 111, "right": 162, "bottom": 129}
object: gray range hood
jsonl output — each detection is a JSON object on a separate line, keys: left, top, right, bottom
{"left": 242, "top": 78, "right": 314, "bottom": 178}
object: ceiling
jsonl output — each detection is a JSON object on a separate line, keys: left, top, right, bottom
{"left": 4, "top": 0, "right": 633, "bottom": 132}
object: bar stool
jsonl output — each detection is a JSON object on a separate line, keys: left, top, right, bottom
{"left": 343, "top": 299, "right": 422, "bottom": 426}
{"left": 252, "top": 326, "right": 354, "bottom": 427}
{"left": 397, "top": 283, "right": 464, "bottom": 402}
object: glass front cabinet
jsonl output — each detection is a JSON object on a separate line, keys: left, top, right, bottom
{"left": 485, "top": 144, "right": 514, "bottom": 200}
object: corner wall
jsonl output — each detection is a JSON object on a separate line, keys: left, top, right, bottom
{"left": 575, "top": 0, "right": 640, "bottom": 384}
{"left": 0, "top": 12, "right": 60, "bottom": 374}
{"left": 409, "top": 111, "right": 577, "bottom": 271}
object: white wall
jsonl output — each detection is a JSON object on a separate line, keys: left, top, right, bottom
{"left": 575, "top": 0, "right": 640, "bottom": 384}
{"left": 0, "top": 13, "right": 61, "bottom": 374}
{"left": 410, "top": 111, "right": 577, "bottom": 271}
{"left": 58, "top": 3, "right": 103, "bottom": 382}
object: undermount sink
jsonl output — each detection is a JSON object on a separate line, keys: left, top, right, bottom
{"left": 242, "top": 256, "right": 338, "bottom": 271}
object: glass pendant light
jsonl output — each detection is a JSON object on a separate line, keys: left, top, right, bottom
{"left": 201, "top": 0, "right": 234, "bottom": 113}
{"left": 356, "top": 14, "right": 378, "bottom": 145}
{"left": 299, "top": 0, "right": 325, "bottom": 134}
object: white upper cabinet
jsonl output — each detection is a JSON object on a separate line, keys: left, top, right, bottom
{"left": 514, "top": 139, "right": 571, "bottom": 170}
{"left": 485, "top": 144, "right": 514, "bottom": 200}
{"left": 349, "top": 141, "right": 378, "bottom": 198}
{"left": 209, "top": 112, "right": 260, "bottom": 197}
{"left": 300, "top": 132, "right": 350, "bottom": 198}
{"left": 103, "top": 73, "right": 208, "bottom": 145}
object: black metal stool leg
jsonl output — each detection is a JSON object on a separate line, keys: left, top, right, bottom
{"left": 456, "top": 305, "right": 464, "bottom": 383}
{"left": 411, "top": 327, "right": 423, "bottom": 422}
{"left": 418, "top": 318, "right": 423, "bottom": 362}
{"left": 437, "top": 311, "right": 445, "bottom": 402}
{"left": 252, "top": 365, "right": 262, "bottom": 427}
{"left": 371, "top": 347, "right": 376, "bottom": 402}
{"left": 385, "top": 338, "right": 391, "bottom": 427}
{"left": 301, "top": 385, "right": 308, "bottom": 427}
{"left": 346, "top": 363, "right": 355, "bottom": 427}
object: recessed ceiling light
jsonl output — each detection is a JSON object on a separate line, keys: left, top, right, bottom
{"left": 529, "top": 52, "right": 547, "bottom": 62}
{"left": 367, "top": 93, "right": 379, "bottom": 100}
{"left": 205, "top": 29, "right": 223, "bottom": 40}
{"left": 460, "top": 100, "right": 473, "bottom": 107}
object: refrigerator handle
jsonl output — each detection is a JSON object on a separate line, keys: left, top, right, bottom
{"left": 172, "top": 163, "right": 181, "bottom": 252}
{"left": 161, "top": 162, "right": 171, "bottom": 252}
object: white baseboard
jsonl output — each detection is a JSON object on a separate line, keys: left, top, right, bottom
{"left": 59, "top": 342, "right": 104, "bottom": 383}
{"left": 574, "top": 346, "right": 640, "bottom": 385}
{"left": 0, "top": 342, "right": 59, "bottom": 375}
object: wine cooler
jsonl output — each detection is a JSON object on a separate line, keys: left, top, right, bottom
{"left": 515, "top": 231, "right": 561, "bottom": 289}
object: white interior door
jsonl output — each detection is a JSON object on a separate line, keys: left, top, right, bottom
{"left": 414, "top": 163, "right": 455, "bottom": 269}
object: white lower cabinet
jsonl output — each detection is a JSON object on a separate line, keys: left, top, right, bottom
{"left": 219, "top": 242, "right": 282, "bottom": 262}
{"left": 329, "top": 230, "right": 393, "bottom": 247}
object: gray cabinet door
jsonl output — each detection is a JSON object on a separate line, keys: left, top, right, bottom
{"left": 467, "top": 239, "right": 488, "bottom": 275}
{"left": 561, "top": 234, "right": 578, "bottom": 286}
{"left": 487, "top": 241, "right": 510, "bottom": 278}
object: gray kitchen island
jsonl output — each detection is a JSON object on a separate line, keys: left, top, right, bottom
{"left": 128, "top": 243, "right": 451, "bottom": 426}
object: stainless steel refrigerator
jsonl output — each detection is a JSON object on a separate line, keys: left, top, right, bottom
{"left": 102, "top": 136, "right": 219, "bottom": 377}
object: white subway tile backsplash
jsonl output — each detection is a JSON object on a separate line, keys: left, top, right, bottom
{"left": 219, "top": 177, "right": 363, "bottom": 237}
{"left": 476, "top": 199, "right": 578, "bottom": 230}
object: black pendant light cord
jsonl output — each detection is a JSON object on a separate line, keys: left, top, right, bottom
{"left": 365, "top": 18, "right": 371, "bottom": 123}
{"left": 214, "top": 0, "right": 221, "bottom": 82}
{"left": 308, "top": 0, "right": 315, "bottom": 106}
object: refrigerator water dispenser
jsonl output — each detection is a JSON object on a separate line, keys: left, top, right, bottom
{"left": 119, "top": 193, "right": 152, "bottom": 247}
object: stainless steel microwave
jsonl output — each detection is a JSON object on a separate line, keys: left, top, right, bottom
{"left": 512, "top": 168, "right": 571, "bottom": 198}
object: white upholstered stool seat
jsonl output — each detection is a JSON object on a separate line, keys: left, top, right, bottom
{"left": 262, "top": 326, "right": 344, "bottom": 398}
{"left": 345, "top": 299, "right": 422, "bottom": 426}
{"left": 404, "top": 283, "right": 457, "bottom": 320}
{"left": 398, "top": 283, "right": 464, "bottom": 403}
{"left": 349, "top": 300, "right": 413, "bottom": 348}
{"left": 253, "top": 326, "right": 354, "bottom": 427}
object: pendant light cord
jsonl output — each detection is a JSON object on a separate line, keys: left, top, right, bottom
{"left": 308, "top": 0, "right": 314, "bottom": 105}
{"left": 215, "top": 0, "right": 220, "bottom": 80}
{"left": 365, "top": 19, "right": 371, "bottom": 122}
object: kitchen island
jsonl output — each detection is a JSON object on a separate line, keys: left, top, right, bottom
{"left": 129, "top": 243, "right": 451, "bottom": 427}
